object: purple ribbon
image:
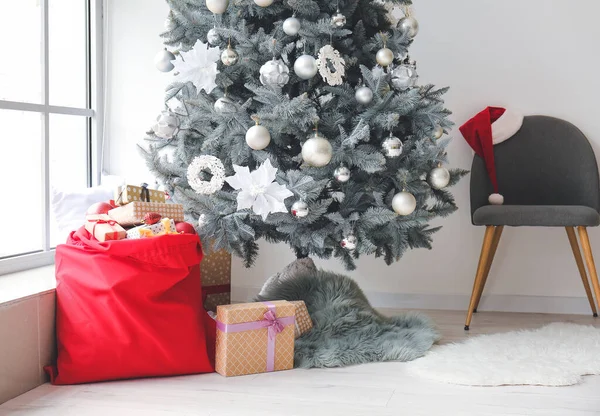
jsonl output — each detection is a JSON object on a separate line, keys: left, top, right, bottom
{"left": 216, "top": 301, "right": 295, "bottom": 372}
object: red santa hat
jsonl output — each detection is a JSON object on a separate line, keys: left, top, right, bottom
{"left": 459, "top": 107, "right": 524, "bottom": 205}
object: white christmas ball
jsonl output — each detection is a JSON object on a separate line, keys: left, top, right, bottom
{"left": 391, "top": 64, "right": 418, "bottom": 90}
{"left": 341, "top": 234, "right": 357, "bottom": 250}
{"left": 152, "top": 110, "right": 179, "bottom": 139}
{"left": 221, "top": 46, "right": 239, "bottom": 66}
{"left": 334, "top": 166, "right": 351, "bottom": 182}
{"left": 294, "top": 54, "right": 318, "bottom": 80}
{"left": 254, "top": 0, "right": 273, "bottom": 6}
{"left": 154, "top": 49, "right": 175, "bottom": 72}
{"left": 302, "top": 133, "right": 333, "bottom": 167}
{"left": 382, "top": 135, "right": 403, "bottom": 157}
{"left": 355, "top": 86, "right": 373, "bottom": 104}
{"left": 283, "top": 16, "right": 301, "bottom": 36}
{"left": 488, "top": 193, "right": 504, "bottom": 205}
{"left": 398, "top": 16, "right": 419, "bottom": 38}
{"left": 206, "top": 0, "right": 229, "bottom": 14}
{"left": 427, "top": 166, "right": 450, "bottom": 190}
{"left": 433, "top": 125, "right": 444, "bottom": 140}
{"left": 392, "top": 191, "right": 417, "bottom": 216}
{"left": 207, "top": 28, "right": 219, "bottom": 45}
{"left": 291, "top": 200, "right": 309, "bottom": 218}
{"left": 260, "top": 58, "right": 290, "bottom": 88}
{"left": 245, "top": 125, "right": 271, "bottom": 150}
{"left": 214, "top": 96, "right": 237, "bottom": 113}
{"left": 376, "top": 47, "right": 394, "bottom": 67}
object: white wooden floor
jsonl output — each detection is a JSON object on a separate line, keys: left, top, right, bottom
{"left": 1, "top": 310, "right": 600, "bottom": 416}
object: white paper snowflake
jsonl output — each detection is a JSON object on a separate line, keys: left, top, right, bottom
{"left": 317, "top": 45, "right": 345, "bottom": 86}
{"left": 225, "top": 159, "right": 294, "bottom": 220}
{"left": 172, "top": 40, "right": 220, "bottom": 93}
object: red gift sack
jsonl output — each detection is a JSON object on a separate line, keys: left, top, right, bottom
{"left": 46, "top": 227, "right": 216, "bottom": 385}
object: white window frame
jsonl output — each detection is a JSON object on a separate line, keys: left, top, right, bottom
{"left": 0, "top": 0, "right": 104, "bottom": 275}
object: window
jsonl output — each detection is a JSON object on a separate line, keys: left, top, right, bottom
{"left": 0, "top": 0, "right": 103, "bottom": 274}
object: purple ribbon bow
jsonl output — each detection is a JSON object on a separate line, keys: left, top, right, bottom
{"left": 216, "top": 301, "right": 295, "bottom": 372}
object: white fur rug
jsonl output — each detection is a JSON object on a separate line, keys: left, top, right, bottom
{"left": 407, "top": 323, "right": 600, "bottom": 386}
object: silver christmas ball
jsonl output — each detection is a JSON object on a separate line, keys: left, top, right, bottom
{"left": 260, "top": 58, "right": 290, "bottom": 88}
{"left": 331, "top": 11, "right": 347, "bottom": 28}
{"left": 283, "top": 16, "right": 301, "bottom": 36}
{"left": 221, "top": 46, "right": 239, "bottom": 66}
{"left": 334, "top": 166, "right": 351, "bottom": 182}
{"left": 152, "top": 110, "right": 179, "bottom": 139}
{"left": 398, "top": 16, "right": 419, "bottom": 38}
{"left": 355, "top": 86, "right": 373, "bottom": 104}
{"left": 382, "top": 135, "right": 403, "bottom": 157}
{"left": 214, "top": 96, "right": 237, "bottom": 113}
{"left": 207, "top": 28, "right": 219, "bottom": 45}
{"left": 254, "top": 0, "right": 273, "bottom": 6}
{"left": 302, "top": 133, "right": 333, "bottom": 167}
{"left": 433, "top": 125, "right": 444, "bottom": 140}
{"left": 291, "top": 200, "right": 309, "bottom": 218}
{"left": 154, "top": 49, "right": 175, "bottom": 72}
{"left": 206, "top": 0, "right": 229, "bottom": 14}
{"left": 391, "top": 64, "right": 418, "bottom": 90}
{"left": 427, "top": 166, "right": 450, "bottom": 190}
{"left": 392, "top": 191, "right": 417, "bottom": 216}
{"left": 376, "top": 47, "right": 394, "bottom": 67}
{"left": 341, "top": 234, "right": 357, "bottom": 250}
{"left": 294, "top": 54, "right": 318, "bottom": 80}
{"left": 245, "top": 124, "right": 271, "bottom": 150}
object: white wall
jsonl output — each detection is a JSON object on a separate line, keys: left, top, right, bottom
{"left": 106, "top": 0, "right": 600, "bottom": 312}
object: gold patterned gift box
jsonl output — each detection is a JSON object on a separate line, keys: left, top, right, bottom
{"left": 201, "top": 249, "right": 232, "bottom": 311}
{"left": 114, "top": 184, "right": 166, "bottom": 205}
{"left": 215, "top": 301, "right": 296, "bottom": 377}
{"left": 107, "top": 202, "right": 184, "bottom": 227}
{"left": 289, "top": 301, "right": 313, "bottom": 338}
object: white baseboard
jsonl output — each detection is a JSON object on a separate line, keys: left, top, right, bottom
{"left": 232, "top": 286, "right": 595, "bottom": 316}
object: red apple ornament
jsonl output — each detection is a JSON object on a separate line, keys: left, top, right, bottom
{"left": 86, "top": 201, "right": 114, "bottom": 216}
{"left": 176, "top": 221, "right": 197, "bottom": 234}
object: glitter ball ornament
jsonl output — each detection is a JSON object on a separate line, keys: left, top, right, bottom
{"left": 282, "top": 16, "right": 301, "bottom": 36}
{"left": 260, "top": 58, "right": 290, "bottom": 88}
{"left": 392, "top": 191, "right": 417, "bottom": 216}
{"left": 245, "top": 122, "right": 271, "bottom": 150}
{"left": 220, "top": 45, "right": 239, "bottom": 66}
{"left": 291, "top": 200, "right": 309, "bottom": 218}
{"left": 334, "top": 166, "right": 351, "bottom": 182}
{"left": 302, "top": 132, "right": 333, "bottom": 167}
{"left": 214, "top": 95, "right": 237, "bottom": 113}
{"left": 427, "top": 165, "right": 450, "bottom": 189}
{"left": 331, "top": 10, "right": 347, "bottom": 27}
{"left": 382, "top": 134, "right": 403, "bottom": 157}
{"left": 432, "top": 125, "right": 444, "bottom": 140}
{"left": 207, "top": 28, "right": 219, "bottom": 45}
{"left": 398, "top": 15, "right": 419, "bottom": 38}
{"left": 152, "top": 110, "right": 180, "bottom": 139}
{"left": 391, "top": 63, "right": 418, "bottom": 90}
{"left": 376, "top": 47, "right": 394, "bottom": 67}
{"left": 254, "top": 0, "right": 273, "bottom": 6}
{"left": 143, "top": 212, "right": 162, "bottom": 225}
{"left": 294, "top": 54, "right": 318, "bottom": 80}
{"left": 187, "top": 155, "right": 226, "bottom": 195}
{"left": 341, "top": 234, "right": 357, "bottom": 250}
{"left": 154, "top": 48, "right": 175, "bottom": 72}
{"left": 206, "top": 0, "right": 229, "bottom": 14}
{"left": 355, "top": 86, "right": 373, "bottom": 104}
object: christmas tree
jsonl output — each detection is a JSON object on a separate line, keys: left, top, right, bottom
{"left": 142, "top": 0, "right": 467, "bottom": 270}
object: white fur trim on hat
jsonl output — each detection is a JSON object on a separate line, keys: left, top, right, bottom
{"left": 492, "top": 110, "right": 524, "bottom": 145}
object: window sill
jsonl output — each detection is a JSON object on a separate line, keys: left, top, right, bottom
{"left": 0, "top": 265, "right": 56, "bottom": 306}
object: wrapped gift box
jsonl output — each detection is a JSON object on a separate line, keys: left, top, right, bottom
{"left": 215, "top": 301, "right": 295, "bottom": 377}
{"left": 289, "top": 301, "right": 313, "bottom": 338}
{"left": 201, "top": 249, "right": 232, "bottom": 312}
{"left": 85, "top": 214, "right": 127, "bottom": 242}
{"left": 114, "top": 184, "right": 165, "bottom": 206}
{"left": 108, "top": 202, "right": 184, "bottom": 227}
{"left": 126, "top": 218, "right": 177, "bottom": 239}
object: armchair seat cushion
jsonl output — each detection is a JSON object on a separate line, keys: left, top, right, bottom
{"left": 472, "top": 205, "right": 600, "bottom": 227}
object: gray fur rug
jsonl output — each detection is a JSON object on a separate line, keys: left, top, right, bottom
{"left": 256, "top": 264, "right": 440, "bottom": 368}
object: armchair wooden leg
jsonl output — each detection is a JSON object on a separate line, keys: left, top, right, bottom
{"left": 578, "top": 227, "right": 600, "bottom": 316}
{"left": 465, "top": 226, "right": 496, "bottom": 330}
{"left": 473, "top": 226, "right": 504, "bottom": 313}
{"left": 566, "top": 227, "right": 598, "bottom": 317}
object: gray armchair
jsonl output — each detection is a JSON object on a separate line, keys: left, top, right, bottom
{"left": 466, "top": 115, "right": 600, "bottom": 329}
